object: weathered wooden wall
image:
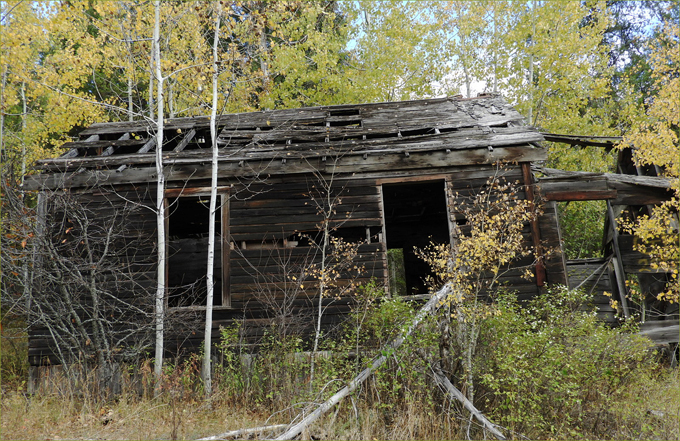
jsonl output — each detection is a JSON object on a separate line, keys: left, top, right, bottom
{"left": 28, "top": 161, "right": 567, "bottom": 365}
{"left": 28, "top": 189, "right": 158, "bottom": 366}
{"left": 26, "top": 96, "right": 572, "bottom": 365}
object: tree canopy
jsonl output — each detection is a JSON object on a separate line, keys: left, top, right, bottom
{"left": 1, "top": 0, "right": 677, "bottom": 266}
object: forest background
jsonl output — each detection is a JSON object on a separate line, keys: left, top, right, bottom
{"left": 1, "top": 0, "right": 678, "bottom": 259}
{"left": 0, "top": 1, "right": 679, "bottom": 440}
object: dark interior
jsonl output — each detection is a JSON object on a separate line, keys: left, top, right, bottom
{"left": 167, "top": 196, "right": 222, "bottom": 307}
{"left": 382, "top": 181, "right": 450, "bottom": 295}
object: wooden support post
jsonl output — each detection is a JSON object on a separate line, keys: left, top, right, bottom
{"left": 521, "top": 163, "right": 546, "bottom": 287}
{"left": 607, "top": 201, "right": 631, "bottom": 319}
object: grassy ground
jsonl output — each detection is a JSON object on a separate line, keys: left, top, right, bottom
{"left": 2, "top": 288, "right": 679, "bottom": 440}
{"left": 1, "top": 367, "right": 678, "bottom": 440}
{"left": 1, "top": 391, "right": 271, "bottom": 440}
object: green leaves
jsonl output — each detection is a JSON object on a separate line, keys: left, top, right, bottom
{"left": 480, "top": 287, "right": 653, "bottom": 437}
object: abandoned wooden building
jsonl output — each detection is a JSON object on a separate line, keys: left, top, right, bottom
{"left": 536, "top": 135, "right": 678, "bottom": 347}
{"left": 23, "top": 95, "right": 677, "bottom": 371}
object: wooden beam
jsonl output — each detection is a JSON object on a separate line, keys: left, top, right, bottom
{"left": 164, "top": 186, "right": 230, "bottom": 197}
{"left": 538, "top": 167, "right": 673, "bottom": 189}
{"left": 172, "top": 128, "right": 196, "bottom": 152}
{"left": 522, "top": 163, "right": 546, "bottom": 287}
{"left": 36, "top": 143, "right": 547, "bottom": 173}
{"left": 607, "top": 201, "right": 631, "bottom": 319}
{"left": 541, "top": 133, "right": 621, "bottom": 149}
{"left": 542, "top": 190, "right": 617, "bottom": 201}
{"left": 639, "top": 320, "right": 680, "bottom": 345}
{"left": 24, "top": 147, "right": 548, "bottom": 190}
{"left": 60, "top": 134, "right": 99, "bottom": 158}
{"left": 116, "top": 136, "right": 157, "bottom": 172}
{"left": 101, "top": 133, "right": 131, "bottom": 156}
{"left": 221, "top": 193, "right": 231, "bottom": 308}
{"left": 59, "top": 138, "right": 145, "bottom": 151}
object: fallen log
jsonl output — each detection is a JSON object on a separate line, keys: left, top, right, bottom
{"left": 273, "top": 283, "right": 455, "bottom": 440}
{"left": 197, "top": 424, "right": 289, "bottom": 440}
{"left": 431, "top": 365, "right": 506, "bottom": 440}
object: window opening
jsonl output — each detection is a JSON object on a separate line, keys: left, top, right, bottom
{"left": 382, "top": 180, "right": 451, "bottom": 295}
{"left": 167, "top": 193, "right": 229, "bottom": 308}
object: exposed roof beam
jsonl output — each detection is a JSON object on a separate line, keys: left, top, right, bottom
{"left": 116, "top": 136, "right": 157, "bottom": 172}
{"left": 541, "top": 133, "right": 622, "bottom": 149}
{"left": 101, "top": 133, "right": 131, "bottom": 156}
{"left": 173, "top": 128, "right": 196, "bottom": 152}
{"left": 60, "top": 134, "right": 99, "bottom": 158}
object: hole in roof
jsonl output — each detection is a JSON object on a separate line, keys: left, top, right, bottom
{"left": 99, "top": 133, "right": 127, "bottom": 141}
{"left": 364, "top": 132, "right": 399, "bottom": 140}
{"left": 115, "top": 144, "right": 145, "bottom": 155}
{"left": 328, "top": 119, "right": 362, "bottom": 127}
{"left": 329, "top": 108, "right": 360, "bottom": 117}
{"left": 400, "top": 128, "right": 439, "bottom": 137}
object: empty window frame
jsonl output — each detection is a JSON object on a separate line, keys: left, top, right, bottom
{"left": 165, "top": 188, "right": 230, "bottom": 308}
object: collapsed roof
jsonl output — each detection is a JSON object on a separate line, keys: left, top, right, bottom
{"left": 25, "top": 95, "right": 546, "bottom": 190}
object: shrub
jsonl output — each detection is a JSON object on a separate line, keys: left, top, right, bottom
{"left": 477, "top": 286, "right": 655, "bottom": 438}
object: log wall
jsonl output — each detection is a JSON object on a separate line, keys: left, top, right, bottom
{"left": 28, "top": 163, "right": 567, "bottom": 365}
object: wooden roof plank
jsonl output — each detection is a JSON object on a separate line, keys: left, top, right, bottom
{"left": 24, "top": 146, "right": 545, "bottom": 190}
{"left": 35, "top": 130, "right": 544, "bottom": 172}
{"left": 59, "top": 138, "right": 146, "bottom": 151}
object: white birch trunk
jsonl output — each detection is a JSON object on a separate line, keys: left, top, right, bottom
{"left": 309, "top": 222, "right": 328, "bottom": 388}
{"left": 0, "top": 65, "right": 6, "bottom": 160}
{"left": 149, "top": 25, "right": 155, "bottom": 120}
{"left": 20, "top": 82, "right": 27, "bottom": 183}
{"left": 492, "top": 4, "right": 498, "bottom": 94}
{"left": 528, "top": 1, "right": 536, "bottom": 124}
{"left": 128, "top": 77, "right": 133, "bottom": 122}
{"left": 202, "top": 3, "right": 221, "bottom": 399}
{"left": 152, "top": 0, "right": 166, "bottom": 388}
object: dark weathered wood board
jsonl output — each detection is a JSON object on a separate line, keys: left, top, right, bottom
{"left": 639, "top": 320, "right": 680, "bottom": 345}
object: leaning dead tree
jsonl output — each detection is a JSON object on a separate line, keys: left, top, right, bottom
{"left": 270, "top": 282, "right": 506, "bottom": 441}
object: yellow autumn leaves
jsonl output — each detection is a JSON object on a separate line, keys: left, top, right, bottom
{"left": 416, "top": 171, "right": 538, "bottom": 307}
{"left": 619, "top": 17, "right": 679, "bottom": 304}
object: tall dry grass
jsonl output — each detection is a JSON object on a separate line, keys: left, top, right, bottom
{"left": 2, "top": 368, "right": 677, "bottom": 441}
{"left": 2, "top": 287, "right": 679, "bottom": 440}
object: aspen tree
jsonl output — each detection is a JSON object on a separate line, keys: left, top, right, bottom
{"left": 202, "top": 1, "right": 222, "bottom": 399}
{"left": 151, "top": 0, "right": 165, "bottom": 387}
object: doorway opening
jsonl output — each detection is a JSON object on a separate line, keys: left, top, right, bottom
{"left": 382, "top": 180, "right": 451, "bottom": 295}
